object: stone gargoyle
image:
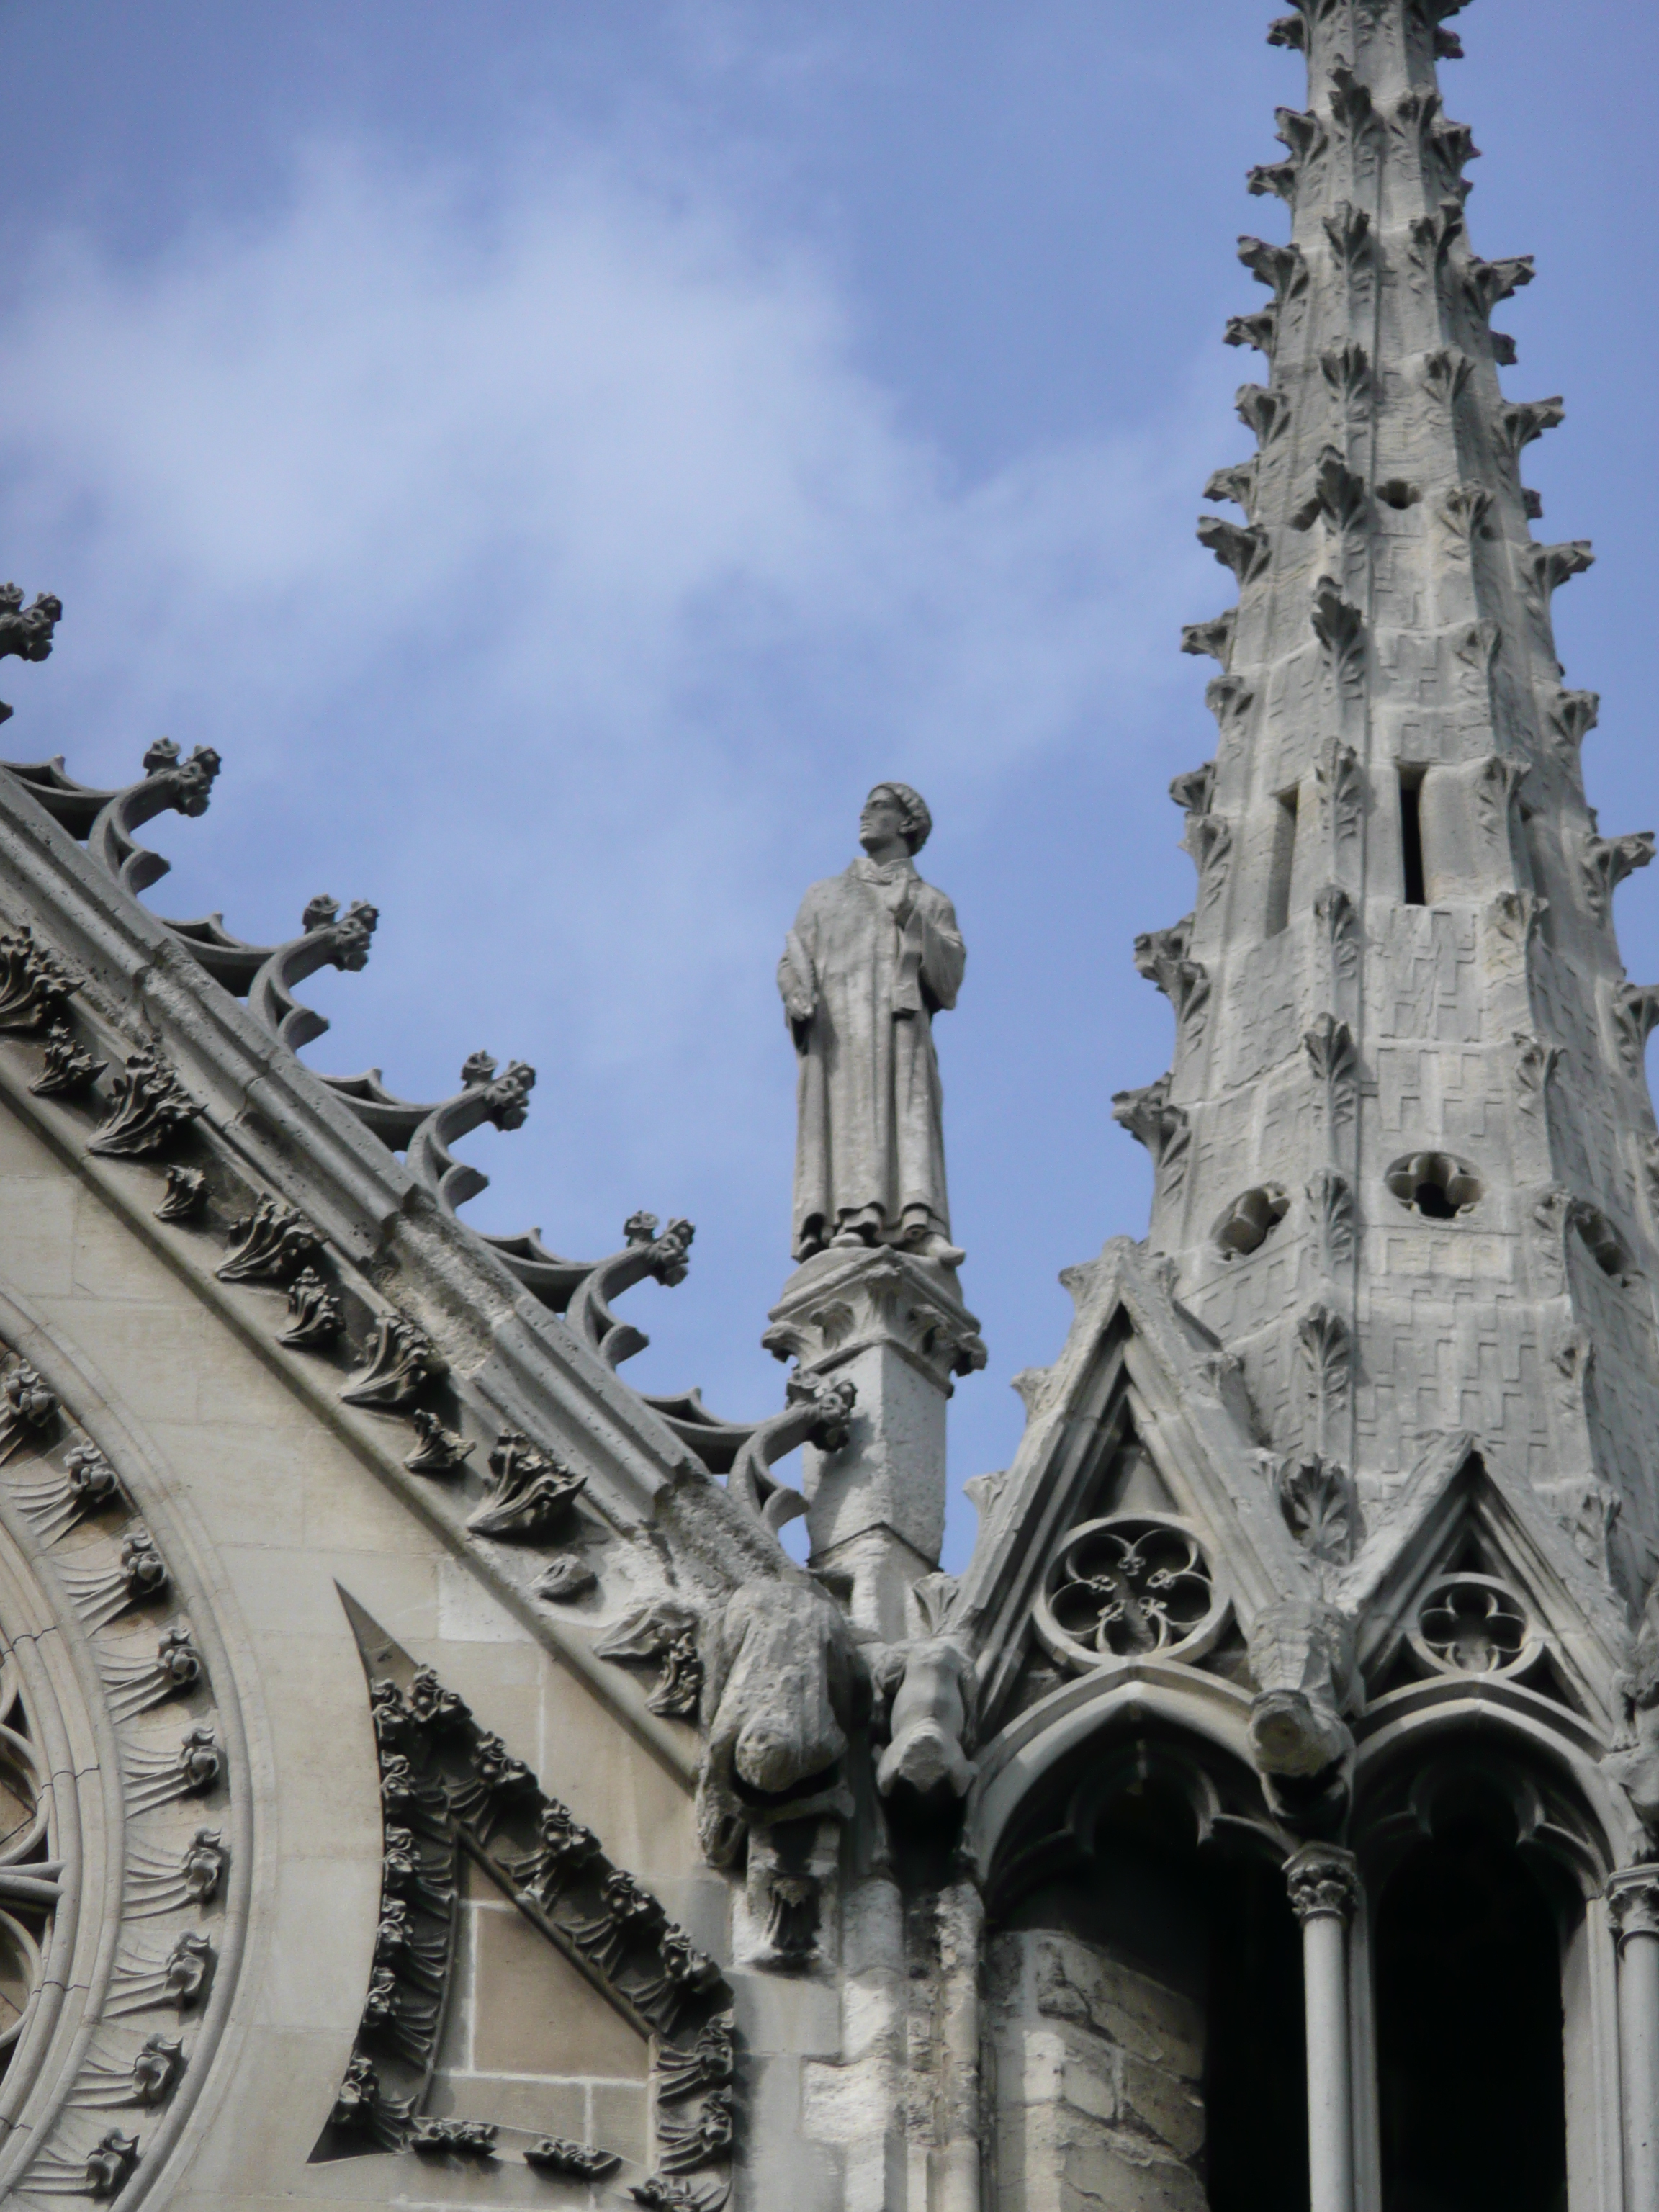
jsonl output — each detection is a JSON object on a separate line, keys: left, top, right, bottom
{"left": 696, "top": 1573, "right": 870, "bottom": 1868}
{"left": 1247, "top": 1596, "right": 1360, "bottom": 1830}
{"left": 871, "top": 1637, "right": 977, "bottom": 1812}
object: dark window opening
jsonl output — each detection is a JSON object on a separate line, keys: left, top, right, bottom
{"left": 1265, "top": 788, "right": 1298, "bottom": 937}
{"left": 1400, "top": 773, "right": 1426, "bottom": 906}
{"left": 997, "top": 1774, "right": 1306, "bottom": 2212}
{"left": 1375, "top": 1819, "right": 1568, "bottom": 2212}
{"left": 1386, "top": 1151, "right": 1483, "bottom": 1220}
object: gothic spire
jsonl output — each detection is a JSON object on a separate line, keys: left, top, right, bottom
{"left": 1120, "top": 0, "right": 1659, "bottom": 1609}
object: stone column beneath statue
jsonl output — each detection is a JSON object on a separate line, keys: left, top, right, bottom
{"left": 764, "top": 1246, "right": 985, "bottom": 1638}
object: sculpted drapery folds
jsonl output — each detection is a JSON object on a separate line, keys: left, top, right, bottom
{"left": 778, "top": 783, "right": 966, "bottom": 1264}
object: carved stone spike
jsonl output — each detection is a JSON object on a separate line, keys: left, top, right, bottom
{"left": 30, "top": 1020, "right": 105, "bottom": 1098}
{"left": 1305, "top": 1168, "right": 1355, "bottom": 1270}
{"left": 1110, "top": 1075, "right": 1190, "bottom": 1196}
{"left": 1238, "top": 235, "right": 1308, "bottom": 302}
{"left": 1466, "top": 253, "right": 1535, "bottom": 318}
{"left": 1303, "top": 1013, "right": 1358, "bottom": 1126}
{"left": 1550, "top": 688, "right": 1599, "bottom": 759}
{"left": 277, "top": 1266, "right": 343, "bottom": 1349}
{"left": 534, "top": 1551, "right": 598, "bottom": 1602}
{"left": 339, "top": 1314, "right": 446, "bottom": 1411}
{"left": 1234, "top": 382, "right": 1289, "bottom": 449}
{"left": 1310, "top": 578, "right": 1365, "bottom": 693}
{"left": 1421, "top": 347, "right": 1474, "bottom": 406}
{"left": 215, "top": 1195, "right": 321, "bottom": 1285}
{"left": 1513, "top": 1032, "right": 1561, "bottom": 1113}
{"left": 1224, "top": 306, "right": 1279, "bottom": 354}
{"left": 1179, "top": 611, "right": 1235, "bottom": 665}
{"left": 1529, "top": 541, "right": 1596, "bottom": 601}
{"left": 1205, "top": 678, "right": 1253, "bottom": 734}
{"left": 1197, "top": 516, "right": 1270, "bottom": 585}
{"left": 1312, "top": 884, "right": 1359, "bottom": 983}
{"left": 1182, "top": 813, "right": 1233, "bottom": 914}
{"left": 1274, "top": 1454, "right": 1357, "bottom": 1565}
{"left": 1496, "top": 395, "right": 1565, "bottom": 460}
{"left": 1205, "top": 462, "right": 1258, "bottom": 513}
{"left": 1168, "top": 760, "right": 1216, "bottom": 817}
{"left": 1581, "top": 831, "right": 1655, "bottom": 921}
{"left": 0, "top": 925, "right": 78, "bottom": 1033}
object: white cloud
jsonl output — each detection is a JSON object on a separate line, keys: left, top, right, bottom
{"left": 0, "top": 137, "right": 1220, "bottom": 1280}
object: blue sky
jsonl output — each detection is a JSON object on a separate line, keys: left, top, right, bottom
{"left": 0, "top": 1, "right": 1654, "bottom": 1570}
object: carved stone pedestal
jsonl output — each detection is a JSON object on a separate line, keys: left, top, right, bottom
{"left": 764, "top": 1247, "right": 985, "bottom": 1637}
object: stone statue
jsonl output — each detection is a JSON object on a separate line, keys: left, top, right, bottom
{"left": 778, "top": 783, "right": 966, "bottom": 1263}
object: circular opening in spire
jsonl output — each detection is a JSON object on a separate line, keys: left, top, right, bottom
{"left": 1213, "top": 1184, "right": 1290, "bottom": 1259}
{"left": 1385, "top": 1152, "right": 1482, "bottom": 1220}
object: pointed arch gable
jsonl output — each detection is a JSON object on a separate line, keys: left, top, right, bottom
{"left": 956, "top": 1238, "right": 1314, "bottom": 1732}
{"left": 1339, "top": 1435, "right": 1629, "bottom": 1734}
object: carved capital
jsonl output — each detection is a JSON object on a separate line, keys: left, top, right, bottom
{"left": 763, "top": 1246, "right": 986, "bottom": 1392}
{"left": 1608, "top": 1870, "right": 1659, "bottom": 1948}
{"left": 1285, "top": 1843, "right": 1360, "bottom": 1925}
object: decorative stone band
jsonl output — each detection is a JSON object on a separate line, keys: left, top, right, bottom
{"left": 1285, "top": 1843, "right": 1361, "bottom": 1926}
{"left": 328, "top": 1593, "right": 734, "bottom": 2208}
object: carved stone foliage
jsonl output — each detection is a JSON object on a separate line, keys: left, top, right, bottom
{"left": 1581, "top": 830, "right": 1655, "bottom": 921}
{"left": 1298, "top": 1300, "right": 1352, "bottom": 1431}
{"left": 327, "top": 1601, "right": 733, "bottom": 2204}
{"left": 1305, "top": 1168, "right": 1354, "bottom": 1272}
{"left": 1513, "top": 1031, "right": 1561, "bottom": 1115}
{"left": 1234, "top": 382, "right": 1289, "bottom": 450}
{"left": 1133, "top": 917, "right": 1209, "bottom": 1043}
{"left": 1110, "top": 1074, "right": 1191, "bottom": 1199}
{"left": 1274, "top": 1454, "right": 1357, "bottom": 1565}
{"left": 1322, "top": 200, "right": 1372, "bottom": 273}
{"left": 1550, "top": 687, "right": 1599, "bottom": 763}
{"left": 1420, "top": 346, "right": 1473, "bottom": 408}
{"left": 466, "top": 1430, "right": 585, "bottom": 1542}
{"left": 1179, "top": 611, "right": 1236, "bottom": 666}
{"left": 1197, "top": 516, "right": 1270, "bottom": 586}
{"left": 1613, "top": 984, "right": 1659, "bottom": 1078}
{"left": 277, "top": 1267, "right": 342, "bottom": 1349}
{"left": 86, "top": 1043, "right": 203, "bottom": 1160}
{"left": 1313, "top": 883, "right": 1358, "bottom": 982}
{"left": 30, "top": 1021, "right": 104, "bottom": 1098}
{"left": 0, "top": 925, "right": 78, "bottom": 1033}
{"left": 595, "top": 1600, "right": 704, "bottom": 1718}
{"left": 214, "top": 1195, "right": 320, "bottom": 1285}
{"left": 1238, "top": 234, "right": 1308, "bottom": 305}
{"left": 1303, "top": 1013, "right": 1358, "bottom": 1128}
{"left": 1285, "top": 1844, "right": 1360, "bottom": 1925}
{"left": 1310, "top": 578, "right": 1365, "bottom": 693}
{"left": 1205, "top": 461, "right": 1258, "bottom": 513}
{"left": 1034, "top": 1516, "right": 1225, "bottom": 1673}
{"left": 339, "top": 1315, "right": 445, "bottom": 1412}
{"left": 1292, "top": 447, "right": 1366, "bottom": 535}
{"left": 1314, "top": 739, "right": 1362, "bottom": 848}
{"left": 1320, "top": 341, "right": 1371, "bottom": 415}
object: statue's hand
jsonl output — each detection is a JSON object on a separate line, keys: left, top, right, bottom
{"left": 784, "top": 992, "right": 815, "bottom": 1030}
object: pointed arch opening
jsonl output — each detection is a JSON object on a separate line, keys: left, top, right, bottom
{"left": 986, "top": 1729, "right": 1306, "bottom": 2212}
{"left": 1358, "top": 1745, "right": 1602, "bottom": 2212}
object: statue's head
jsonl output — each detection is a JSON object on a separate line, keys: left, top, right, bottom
{"left": 860, "top": 781, "right": 932, "bottom": 856}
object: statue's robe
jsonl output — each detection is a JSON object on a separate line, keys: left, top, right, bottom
{"left": 778, "top": 854, "right": 966, "bottom": 1259}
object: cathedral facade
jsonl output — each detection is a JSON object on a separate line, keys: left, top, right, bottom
{"left": 0, "top": 2, "right": 1653, "bottom": 2208}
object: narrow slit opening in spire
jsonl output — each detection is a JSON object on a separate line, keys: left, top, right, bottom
{"left": 1400, "top": 771, "right": 1426, "bottom": 907}
{"left": 1264, "top": 787, "right": 1298, "bottom": 937}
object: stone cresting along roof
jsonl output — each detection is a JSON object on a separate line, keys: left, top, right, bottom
{"left": 1108, "top": 0, "right": 1659, "bottom": 1611}
{"left": 0, "top": 733, "right": 844, "bottom": 1534}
